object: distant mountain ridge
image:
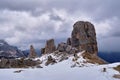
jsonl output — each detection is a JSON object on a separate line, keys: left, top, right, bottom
{"left": 0, "top": 40, "right": 25, "bottom": 58}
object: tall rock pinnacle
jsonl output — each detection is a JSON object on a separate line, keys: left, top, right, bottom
{"left": 71, "top": 21, "right": 98, "bottom": 55}
{"left": 43, "top": 39, "right": 56, "bottom": 54}
{"left": 29, "top": 45, "right": 37, "bottom": 58}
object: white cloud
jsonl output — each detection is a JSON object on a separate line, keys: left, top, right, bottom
{"left": 94, "top": 19, "right": 112, "bottom": 38}
{"left": 0, "top": 9, "right": 73, "bottom": 49}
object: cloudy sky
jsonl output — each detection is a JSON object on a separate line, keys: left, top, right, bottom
{"left": 0, "top": 0, "right": 120, "bottom": 52}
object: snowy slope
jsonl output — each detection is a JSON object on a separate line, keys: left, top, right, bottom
{"left": 0, "top": 51, "right": 120, "bottom": 80}
{"left": 0, "top": 62, "right": 120, "bottom": 80}
{"left": 37, "top": 51, "right": 98, "bottom": 68}
{"left": 38, "top": 51, "right": 95, "bottom": 68}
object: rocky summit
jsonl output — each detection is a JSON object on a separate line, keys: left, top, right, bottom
{"left": 71, "top": 21, "right": 98, "bottom": 55}
{"left": 38, "top": 21, "right": 105, "bottom": 67}
{"left": 41, "top": 21, "right": 98, "bottom": 55}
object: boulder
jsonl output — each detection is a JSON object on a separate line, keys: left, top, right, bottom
{"left": 44, "top": 39, "right": 56, "bottom": 54}
{"left": 66, "top": 45, "right": 72, "bottom": 53}
{"left": 71, "top": 21, "right": 98, "bottom": 54}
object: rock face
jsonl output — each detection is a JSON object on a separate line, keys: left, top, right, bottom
{"left": 0, "top": 40, "right": 25, "bottom": 58}
{"left": 41, "top": 21, "right": 98, "bottom": 55}
{"left": 28, "top": 45, "right": 37, "bottom": 58}
{"left": 0, "top": 58, "right": 41, "bottom": 68}
{"left": 71, "top": 21, "right": 98, "bottom": 54}
{"left": 43, "top": 39, "right": 56, "bottom": 54}
{"left": 41, "top": 48, "right": 45, "bottom": 54}
{"left": 67, "top": 38, "right": 71, "bottom": 45}
{"left": 45, "top": 55, "right": 56, "bottom": 66}
{"left": 57, "top": 42, "right": 67, "bottom": 52}
{"left": 57, "top": 42, "right": 78, "bottom": 54}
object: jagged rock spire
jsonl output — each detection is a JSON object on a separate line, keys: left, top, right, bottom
{"left": 29, "top": 45, "right": 37, "bottom": 58}
{"left": 41, "top": 39, "right": 56, "bottom": 54}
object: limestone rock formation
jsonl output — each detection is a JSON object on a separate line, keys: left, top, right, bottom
{"left": 0, "top": 58, "right": 8, "bottom": 68}
{"left": 44, "top": 39, "right": 56, "bottom": 54}
{"left": 28, "top": 45, "right": 37, "bottom": 58}
{"left": 57, "top": 42, "right": 78, "bottom": 54}
{"left": 0, "top": 58, "right": 41, "bottom": 68}
{"left": 67, "top": 38, "right": 71, "bottom": 45}
{"left": 71, "top": 21, "right": 98, "bottom": 54}
{"left": 45, "top": 55, "right": 56, "bottom": 66}
{"left": 41, "top": 48, "right": 45, "bottom": 54}
{"left": 57, "top": 42, "right": 67, "bottom": 52}
{"left": 41, "top": 21, "right": 98, "bottom": 55}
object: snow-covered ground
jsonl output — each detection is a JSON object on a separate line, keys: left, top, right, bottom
{"left": 0, "top": 61, "right": 120, "bottom": 80}
{"left": 0, "top": 51, "right": 120, "bottom": 80}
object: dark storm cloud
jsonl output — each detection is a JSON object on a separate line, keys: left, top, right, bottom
{"left": 0, "top": 0, "right": 120, "bottom": 21}
{"left": 49, "top": 14, "right": 63, "bottom": 21}
{"left": 0, "top": 0, "right": 44, "bottom": 11}
{"left": 109, "top": 18, "right": 120, "bottom": 37}
{"left": 112, "top": 32, "right": 120, "bottom": 37}
{"left": 15, "top": 26, "right": 27, "bottom": 32}
{"left": 98, "top": 37, "right": 120, "bottom": 52}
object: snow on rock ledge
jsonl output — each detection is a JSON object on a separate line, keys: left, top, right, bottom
{"left": 34, "top": 51, "right": 100, "bottom": 68}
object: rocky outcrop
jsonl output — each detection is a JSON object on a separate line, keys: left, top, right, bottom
{"left": 45, "top": 56, "right": 56, "bottom": 66}
{"left": 57, "top": 42, "right": 78, "bottom": 54}
{"left": 41, "top": 21, "right": 98, "bottom": 56}
{"left": 0, "top": 58, "right": 41, "bottom": 68}
{"left": 42, "top": 39, "right": 56, "bottom": 54}
{"left": 71, "top": 21, "right": 98, "bottom": 55}
{"left": 56, "top": 21, "right": 97, "bottom": 55}
{"left": 0, "top": 20, "right": 102, "bottom": 68}
{"left": 57, "top": 42, "right": 67, "bottom": 52}
{"left": 0, "top": 58, "right": 8, "bottom": 68}
{"left": 41, "top": 48, "right": 45, "bottom": 54}
{"left": 28, "top": 45, "right": 37, "bottom": 58}
{"left": 67, "top": 38, "right": 71, "bottom": 45}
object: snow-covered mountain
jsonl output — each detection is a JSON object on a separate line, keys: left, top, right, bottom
{"left": 0, "top": 40, "right": 25, "bottom": 58}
